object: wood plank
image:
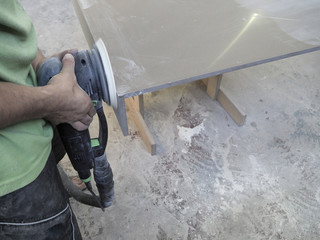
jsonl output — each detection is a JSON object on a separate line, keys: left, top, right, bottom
{"left": 126, "top": 97, "right": 156, "bottom": 155}
{"left": 202, "top": 75, "right": 222, "bottom": 100}
{"left": 132, "top": 95, "right": 144, "bottom": 117}
{"left": 202, "top": 75, "right": 246, "bottom": 126}
{"left": 216, "top": 87, "right": 246, "bottom": 126}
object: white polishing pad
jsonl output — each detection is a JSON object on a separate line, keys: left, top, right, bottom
{"left": 95, "top": 38, "right": 118, "bottom": 109}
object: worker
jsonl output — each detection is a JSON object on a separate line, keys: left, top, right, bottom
{"left": 0, "top": 1, "right": 95, "bottom": 239}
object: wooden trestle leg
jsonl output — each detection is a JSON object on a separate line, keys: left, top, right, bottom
{"left": 202, "top": 75, "right": 246, "bottom": 126}
{"left": 126, "top": 95, "right": 157, "bottom": 155}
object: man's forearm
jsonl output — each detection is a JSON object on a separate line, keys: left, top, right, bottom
{"left": 1, "top": 54, "right": 95, "bottom": 131}
{"left": 0, "top": 82, "right": 53, "bottom": 129}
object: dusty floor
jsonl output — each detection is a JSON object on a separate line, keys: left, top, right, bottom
{"left": 22, "top": 0, "right": 320, "bottom": 239}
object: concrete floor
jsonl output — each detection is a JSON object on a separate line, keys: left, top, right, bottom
{"left": 22, "top": 0, "right": 320, "bottom": 239}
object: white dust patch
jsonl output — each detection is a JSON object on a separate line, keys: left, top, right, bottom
{"left": 113, "top": 57, "right": 146, "bottom": 93}
{"left": 177, "top": 123, "right": 204, "bottom": 153}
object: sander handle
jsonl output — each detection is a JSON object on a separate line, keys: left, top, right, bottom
{"left": 57, "top": 123, "right": 94, "bottom": 182}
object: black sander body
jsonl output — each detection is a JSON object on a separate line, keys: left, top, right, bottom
{"left": 37, "top": 39, "right": 116, "bottom": 209}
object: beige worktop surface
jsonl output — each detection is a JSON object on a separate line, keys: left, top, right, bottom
{"left": 73, "top": 0, "right": 320, "bottom": 97}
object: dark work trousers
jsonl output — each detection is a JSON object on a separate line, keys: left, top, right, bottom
{"left": 0, "top": 126, "right": 82, "bottom": 240}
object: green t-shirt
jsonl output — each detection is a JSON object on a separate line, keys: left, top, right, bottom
{"left": 0, "top": 0, "right": 53, "bottom": 196}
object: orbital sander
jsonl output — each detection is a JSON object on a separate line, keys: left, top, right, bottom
{"left": 37, "top": 39, "right": 117, "bottom": 210}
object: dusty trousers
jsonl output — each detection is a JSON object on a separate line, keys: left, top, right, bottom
{"left": 0, "top": 127, "right": 82, "bottom": 240}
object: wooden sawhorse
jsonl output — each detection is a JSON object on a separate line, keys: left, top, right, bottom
{"left": 125, "top": 75, "right": 246, "bottom": 155}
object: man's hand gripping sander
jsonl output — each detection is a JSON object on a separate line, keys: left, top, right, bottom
{"left": 37, "top": 39, "right": 117, "bottom": 210}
